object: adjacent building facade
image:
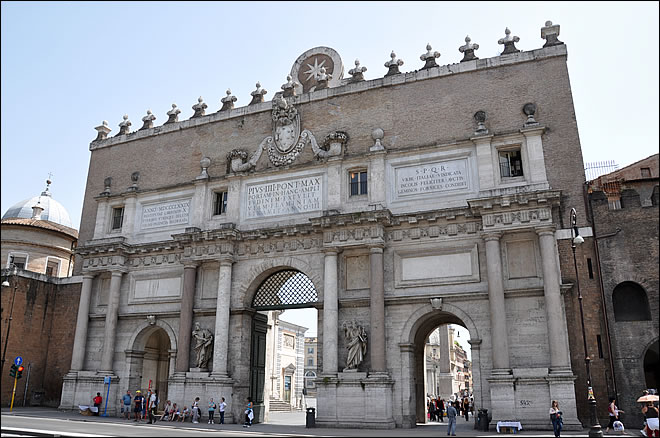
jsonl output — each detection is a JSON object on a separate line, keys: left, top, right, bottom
{"left": 425, "top": 325, "right": 472, "bottom": 401}
{"left": 60, "top": 22, "right": 596, "bottom": 429}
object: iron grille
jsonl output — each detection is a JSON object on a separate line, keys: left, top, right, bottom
{"left": 252, "top": 270, "right": 317, "bottom": 310}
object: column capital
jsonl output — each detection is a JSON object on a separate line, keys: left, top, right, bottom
{"left": 467, "top": 339, "right": 482, "bottom": 349}
{"left": 399, "top": 343, "right": 415, "bottom": 353}
{"left": 218, "top": 255, "right": 235, "bottom": 266}
{"left": 369, "top": 245, "right": 384, "bottom": 254}
{"left": 322, "top": 246, "right": 340, "bottom": 255}
{"left": 109, "top": 269, "right": 127, "bottom": 277}
{"left": 483, "top": 231, "right": 503, "bottom": 242}
{"left": 182, "top": 261, "right": 199, "bottom": 269}
{"left": 82, "top": 272, "right": 97, "bottom": 280}
{"left": 535, "top": 225, "right": 556, "bottom": 236}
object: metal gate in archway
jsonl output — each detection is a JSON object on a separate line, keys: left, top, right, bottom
{"left": 249, "top": 269, "right": 318, "bottom": 423}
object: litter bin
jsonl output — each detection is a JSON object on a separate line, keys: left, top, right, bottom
{"left": 306, "top": 407, "right": 316, "bottom": 428}
{"left": 30, "top": 390, "right": 45, "bottom": 407}
{"left": 477, "top": 408, "right": 490, "bottom": 431}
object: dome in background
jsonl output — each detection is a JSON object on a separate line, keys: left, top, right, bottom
{"left": 2, "top": 179, "right": 73, "bottom": 228}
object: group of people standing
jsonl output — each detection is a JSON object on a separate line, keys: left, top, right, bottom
{"left": 118, "top": 390, "right": 227, "bottom": 425}
{"left": 427, "top": 396, "right": 472, "bottom": 423}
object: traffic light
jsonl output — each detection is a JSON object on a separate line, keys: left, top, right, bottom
{"left": 17, "top": 365, "right": 24, "bottom": 379}
{"left": 9, "top": 364, "right": 17, "bottom": 378}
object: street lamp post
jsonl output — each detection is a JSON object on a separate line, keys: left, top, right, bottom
{"left": 1, "top": 264, "right": 19, "bottom": 377}
{"left": 570, "top": 208, "right": 603, "bottom": 437}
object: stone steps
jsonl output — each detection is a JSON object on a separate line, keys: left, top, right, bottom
{"left": 269, "top": 399, "right": 293, "bottom": 412}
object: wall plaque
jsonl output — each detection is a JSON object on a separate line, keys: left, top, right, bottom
{"left": 245, "top": 175, "right": 322, "bottom": 219}
{"left": 141, "top": 199, "right": 191, "bottom": 230}
{"left": 394, "top": 159, "right": 469, "bottom": 198}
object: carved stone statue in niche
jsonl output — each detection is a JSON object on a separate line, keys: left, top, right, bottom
{"left": 192, "top": 322, "right": 213, "bottom": 369}
{"left": 343, "top": 321, "right": 367, "bottom": 371}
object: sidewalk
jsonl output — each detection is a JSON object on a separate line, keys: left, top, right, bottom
{"left": 0, "top": 407, "right": 642, "bottom": 436}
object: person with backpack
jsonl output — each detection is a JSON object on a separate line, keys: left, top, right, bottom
{"left": 208, "top": 398, "right": 217, "bottom": 424}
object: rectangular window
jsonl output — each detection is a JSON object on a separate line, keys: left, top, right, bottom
{"left": 641, "top": 167, "right": 651, "bottom": 178}
{"left": 9, "top": 254, "right": 27, "bottom": 270}
{"left": 587, "top": 258, "right": 594, "bottom": 279}
{"left": 596, "top": 335, "right": 604, "bottom": 359}
{"left": 499, "top": 150, "right": 524, "bottom": 178}
{"left": 213, "top": 191, "right": 228, "bottom": 216}
{"left": 350, "top": 170, "right": 368, "bottom": 196}
{"left": 307, "top": 347, "right": 314, "bottom": 354}
{"left": 608, "top": 199, "right": 622, "bottom": 210}
{"left": 307, "top": 358, "right": 314, "bottom": 366}
{"left": 46, "top": 259, "right": 60, "bottom": 277}
{"left": 111, "top": 207, "right": 124, "bottom": 230}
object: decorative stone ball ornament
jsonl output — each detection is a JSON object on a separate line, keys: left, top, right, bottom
{"left": 220, "top": 89, "right": 238, "bottom": 111}
{"left": 419, "top": 43, "right": 441, "bottom": 70}
{"left": 117, "top": 115, "right": 132, "bottom": 136}
{"left": 140, "top": 110, "right": 156, "bottom": 131}
{"left": 94, "top": 120, "right": 111, "bottom": 141}
{"left": 371, "top": 128, "right": 385, "bottom": 151}
{"left": 101, "top": 176, "right": 112, "bottom": 196}
{"left": 249, "top": 82, "right": 268, "bottom": 105}
{"left": 459, "top": 36, "right": 480, "bottom": 62}
{"left": 191, "top": 96, "right": 208, "bottom": 118}
{"left": 384, "top": 51, "right": 404, "bottom": 77}
{"left": 198, "top": 157, "right": 211, "bottom": 179}
{"left": 165, "top": 104, "right": 181, "bottom": 124}
{"left": 498, "top": 28, "right": 521, "bottom": 55}
{"left": 348, "top": 59, "right": 367, "bottom": 82}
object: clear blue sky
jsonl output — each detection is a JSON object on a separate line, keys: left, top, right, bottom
{"left": 2, "top": 1, "right": 658, "bottom": 231}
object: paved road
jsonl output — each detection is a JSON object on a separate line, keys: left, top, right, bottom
{"left": 1, "top": 407, "right": 638, "bottom": 437}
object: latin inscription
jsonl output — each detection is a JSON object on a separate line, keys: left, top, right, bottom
{"left": 141, "top": 199, "right": 191, "bottom": 230}
{"left": 246, "top": 176, "right": 322, "bottom": 219}
{"left": 395, "top": 159, "right": 468, "bottom": 198}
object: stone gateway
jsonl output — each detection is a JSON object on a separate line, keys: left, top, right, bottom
{"left": 61, "top": 23, "right": 589, "bottom": 430}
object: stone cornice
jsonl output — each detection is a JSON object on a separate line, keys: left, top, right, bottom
{"left": 467, "top": 189, "right": 561, "bottom": 212}
{"left": 89, "top": 45, "right": 568, "bottom": 151}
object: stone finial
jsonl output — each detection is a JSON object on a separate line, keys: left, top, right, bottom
{"left": 94, "top": 120, "right": 112, "bottom": 141}
{"left": 117, "top": 115, "right": 132, "bottom": 136}
{"left": 315, "top": 67, "right": 332, "bottom": 90}
{"left": 522, "top": 103, "right": 539, "bottom": 126}
{"left": 370, "top": 128, "right": 385, "bottom": 152}
{"left": 101, "top": 177, "right": 112, "bottom": 196}
{"left": 498, "top": 27, "right": 521, "bottom": 55}
{"left": 419, "top": 43, "right": 441, "bottom": 70}
{"left": 129, "top": 171, "right": 140, "bottom": 191}
{"left": 191, "top": 96, "right": 208, "bottom": 118}
{"left": 139, "top": 110, "right": 156, "bottom": 131}
{"left": 220, "top": 89, "right": 238, "bottom": 111}
{"left": 474, "top": 111, "right": 488, "bottom": 135}
{"left": 31, "top": 199, "right": 44, "bottom": 220}
{"left": 165, "top": 104, "right": 181, "bottom": 124}
{"left": 249, "top": 82, "right": 267, "bottom": 105}
{"left": 198, "top": 157, "right": 211, "bottom": 179}
{"left": 348, "top": 59, "right": 367, "bottom": 82}
{"left": 541, "top": 20, "right": 564, "bottom": 47}
{"left": 281, "top": 75, "right": 298, "bottom": 98}
{"left": 384, "top": 51, "right": 404, "bottom": 77}
{"left": 459, "top": 36, "right": 480, "bottom": 62}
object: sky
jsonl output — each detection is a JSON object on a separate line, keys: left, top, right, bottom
{"left": 1, "top": 2, "right": 658, "bottom": 228}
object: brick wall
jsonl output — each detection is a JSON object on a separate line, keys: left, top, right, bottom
{"left": 0, "top": 272, "right": 81, "bottom": 407}
{"left": 588, "top": 185, "right": 659, "bottom": 428}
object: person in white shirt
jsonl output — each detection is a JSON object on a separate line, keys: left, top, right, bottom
{"left": 219, "top": 397, "right": 227, "bottom": 425}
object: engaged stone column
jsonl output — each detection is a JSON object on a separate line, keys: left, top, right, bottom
{"left": 100, "top": 270, "right": 124, "bottom": 373}
{"left": 537, "top": 227, "right": 571, "bottom": 372}
{"left": 484, "top": 233, "right": 510, "bottom": 372}
{"left": 211, "top": 256, "right": 233, "bottom": 377}
{"left": 322, "top": 248, "right": 339, "bottom": 374}
{"left": 369, "top": 246, "right": 386, "bottom": 372}
{"left": 70, "top": 273, "right": 96, "bottom": 371}
{"left": 176, "top": 263, "right": 198, "bottom": 372}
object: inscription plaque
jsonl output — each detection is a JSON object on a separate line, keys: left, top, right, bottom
{"left": 246, "top": 175, "right": 322, "bottom": 219}
{"left": 395, "top": 159, "right": 469, "bottom": 198}
{"left": 141, "top": 199, "right": 191, "bottom": 230}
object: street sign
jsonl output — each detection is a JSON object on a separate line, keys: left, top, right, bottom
{"left": 14, "top": 356, "right": 22, "bottom": 366}
{"left": 104, "top": 376, "right": 111, "bottom": 384}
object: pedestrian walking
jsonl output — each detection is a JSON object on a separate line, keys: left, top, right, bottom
{"left": 438, "top": 398, "right": 445, "bottom": 422}
{"left": 642, "top": 401, "right": 659, "bottom": 437}
{"left": 218, "top": 397, "right": 227, "bottom": 424}
{"left": 243, "top": 397, "right": 254, "bottom": 427}
{"left": 446, "top": 401, "right": 457, "bottom": 436}
{"left": 208, "top": 398, "right": 217, "bottom": 424}
{"left": 192, "top": 397, "right": 201, "bottom": 423}
{"left": 549, "top": 400, "right": 563, "bottom": 437}
{"left": 121, "top": 390, "right": 132, "bottom": 420}
{"left": 463, "top": 397, "right": 470, "bottom": 421}
{"left": 147, "top": 390, "right": 158, "bottom": 424}
{"left": 606, "top": 397, "right": 624, "bottom": 433}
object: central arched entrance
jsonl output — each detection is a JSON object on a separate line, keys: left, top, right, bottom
{"left": 249, "top": 268, "right": 319, "bottom": 424}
